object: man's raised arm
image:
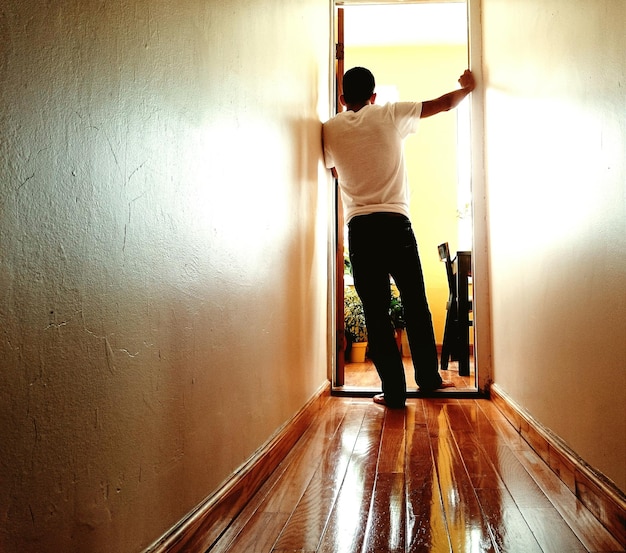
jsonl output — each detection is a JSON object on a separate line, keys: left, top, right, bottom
{"left": 420, "top": 69, "right": 475, "bottom": 119}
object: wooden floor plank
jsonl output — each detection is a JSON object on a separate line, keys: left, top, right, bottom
{"left": 425, "top": 401, "right": 496, "bottom": 552}
{"left": 361, "top": 472, "right": 406, "bottom": 553}
{"left": 476, "top": 398, "right": 508, "bottom": 421}
{"left": 450, "top": 426, "right": 507, "bottom": 491}
{"left": 213, "top": 511, "right": 290, "bottom": 553}
{"left": 377, "top": 407, "right": 406, "bottom": 474}
{"left": 209, "top": 400, "right": 346, "bottom": 553}
{"left": 458, "top": 399, "right": 502, "bottom": 443}
{"left": 488, "top": 418, "right": 528, "bottom": 451}
{"left": 405, "top": 406, "right": 452, "bottom": 553}
{"left": 423, "top": 398, "right": 450, "bottom": 438}
{"left": 443, "top": 400, "right": 474, "bottom": 434}
{"left": 360, "top": 406, "right": 408, "bottom": 553}
{"left": 271, "top": 471, "right": 338, "bottom": 551}
{"left": 260, "top": 400, "right": 350, "bottom": 516}
{"left": 520, "top": 507, "right": 588, "bottom": 553}
{"left": 271, "top": 404, "right": 367, "bottom": 551}
{"left": 317, "top": 405, "right": 385, "bottom": 553}
{"left": 476, "top": 487, "right": 543, "bottom": 553}
{"left": 482, "top": 443, "right": 554, "bottom": 510}
{"left": 514, "top": 448, "right": 623, "bottom": 552}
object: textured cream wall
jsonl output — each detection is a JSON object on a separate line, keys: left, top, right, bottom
{"left": 0, "top": 1, "right": 331, "bottom": 551}
{"left": 482, "top": 0, "right": 626, "bottom": 491}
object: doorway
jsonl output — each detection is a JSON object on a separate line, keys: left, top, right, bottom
{"left": 331, "top": 1, "right": 483, "bottom": 396}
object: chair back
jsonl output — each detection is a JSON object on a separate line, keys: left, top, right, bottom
{"left": 438, "top": 242, "right": 456, "bottom": 296}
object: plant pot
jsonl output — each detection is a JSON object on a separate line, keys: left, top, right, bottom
{"left": 350, "top": 341, "right": 368, "bottom": 363}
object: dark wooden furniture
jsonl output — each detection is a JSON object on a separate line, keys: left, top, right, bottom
{"left": 438, "top": 243, "right": 472, "bottom": 376}
{"left": 455, "top": 250, "right": 472, "bottom": 376}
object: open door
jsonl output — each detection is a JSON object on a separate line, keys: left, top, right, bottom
{"left": 334, "top": 7, "right": 346, "bottom": 386}
{"left": 332, "top": 1, "right": 486, "bottom": 395}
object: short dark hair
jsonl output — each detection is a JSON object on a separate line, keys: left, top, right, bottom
{"left": 342, "top": 67, "right": 375, "bottom": 104}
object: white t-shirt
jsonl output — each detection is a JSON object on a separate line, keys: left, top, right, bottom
{"left": 322, "top": 102, "right": 422, "bottom": 223}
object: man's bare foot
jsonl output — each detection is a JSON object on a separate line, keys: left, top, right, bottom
{"left": 373, "top": 393, "right": 405, "bottom": 408}
{"left": 373, "top": 393, "right": 386, "bottom": 405}
{"left": 418, "top": 379, "right": 456, "bottom": 392}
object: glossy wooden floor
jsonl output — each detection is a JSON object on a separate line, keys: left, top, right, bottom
{"left": 208, "top": 395, "right": 622, "bottom": 553}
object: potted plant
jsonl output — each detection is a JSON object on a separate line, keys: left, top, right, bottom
{"left": 344, "top": 284, "right": 368, "bottom": 362}
{"left": 389, "top": 287, "right": 405, "bottom": 353}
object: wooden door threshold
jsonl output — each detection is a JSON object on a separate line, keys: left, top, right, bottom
{"left": 331, "top": 387, "right": 486, "bottom": 399}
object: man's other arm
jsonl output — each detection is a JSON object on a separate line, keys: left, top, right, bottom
{"left": 420, "top": 70, "right": 475, "bottom": 119}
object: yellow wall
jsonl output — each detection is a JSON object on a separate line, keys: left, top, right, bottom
{"left": 345, "top": 45, "right": 467, "bottom": 342}
{"left": 0, "top": 1, "right": 332, "bottom": 551}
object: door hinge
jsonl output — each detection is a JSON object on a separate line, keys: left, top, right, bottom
{"left": 335, "top": 42, "right": 344, "bottom": 61}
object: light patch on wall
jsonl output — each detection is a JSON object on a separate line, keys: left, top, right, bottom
{"left": 186, "top": 118, "right": 291, "bottom": 282}
{"left": 487, "top": 89, "right": 613, "bottom": 254}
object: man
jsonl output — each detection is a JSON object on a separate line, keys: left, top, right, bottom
{"left": 323, "top": 66, "right": 475, "bottom": 408}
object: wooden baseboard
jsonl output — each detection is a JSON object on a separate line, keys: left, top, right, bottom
{"left": 145, "top": 381, "right": 331, "bottom": 553}
{"left": 490, "top": 384, "right": 626, "bottom": 548}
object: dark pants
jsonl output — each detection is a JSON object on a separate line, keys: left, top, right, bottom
{"left": 348, "top": 213, "right": 442, "bottom": 406}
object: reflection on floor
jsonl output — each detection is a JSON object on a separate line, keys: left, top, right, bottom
{"left": 342, "top": 354, "right": 475, "bottom": 392}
